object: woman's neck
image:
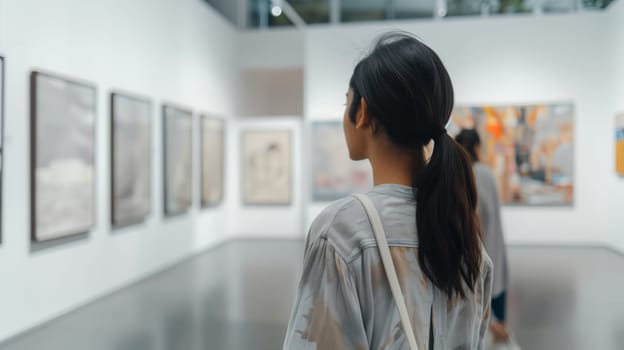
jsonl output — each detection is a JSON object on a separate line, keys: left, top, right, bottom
{"left": 367, "top": 145, "right": 418, "bottom": 187}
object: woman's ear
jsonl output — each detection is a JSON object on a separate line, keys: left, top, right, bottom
{"left": 356, "top": 97, "right": 371, "bottom": 130}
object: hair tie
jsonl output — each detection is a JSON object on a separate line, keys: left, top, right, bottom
{"left": 433, "top": 127, "right": 447, "bottom": 140}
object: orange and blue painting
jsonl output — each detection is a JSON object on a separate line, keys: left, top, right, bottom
{"left": 449, "top": 104, "right": 574, "bottom": 206}
{"left": 617, "top": 113, "right": 624, "bottom": 176}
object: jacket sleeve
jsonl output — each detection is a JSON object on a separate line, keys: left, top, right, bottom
{"left": 283, "top": 237, "right": 368, "bottom": 350}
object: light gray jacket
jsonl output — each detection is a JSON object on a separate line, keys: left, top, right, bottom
{"left": 284, "top": 184, "right": 493, "bottom": 350}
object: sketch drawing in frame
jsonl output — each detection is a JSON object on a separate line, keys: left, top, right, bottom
{"left": 163, "top": 105, "right": 193, "bottom": 216}
{"left": 111, "top": 92, "right": 152, "bottom": 228}
{"left": 242, "top": 129, "right": 291, "bottom": 205}
{"left": 30, "top": 71, "right": 97, "bottom": 242}
{"left": 448, "top": 103, "right": 575, "bottom": 206}
{"left": 200, "top": 115, "right": 225, "bottom": 208}
{"left": 311, "top": 121, "right": 373, "bottom": 201}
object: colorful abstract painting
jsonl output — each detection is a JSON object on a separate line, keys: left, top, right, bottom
{"left": 448, "top": 104, "right": 574, "bottom": 206}
{"left": 311, "top": 121, "right": 373, "bottom": 201}
{"left": 617, "top": 113, "right": 624, "bottom": 176}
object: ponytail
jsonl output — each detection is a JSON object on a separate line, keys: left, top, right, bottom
{"left": 415, "top": 134, "right": 482, "bottom": 298}
{"left": 348, "top": 32, "right": 483, "bottom": 299}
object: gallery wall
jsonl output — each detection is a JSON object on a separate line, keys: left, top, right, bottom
{"left": 304, "top": 12, "right": 615, "bottom": 246}
{"left": 0, "top": 0, "right": 237, "bottom": 342}
{"left": 608, "top": 0, "right": 624, "bottom": 252}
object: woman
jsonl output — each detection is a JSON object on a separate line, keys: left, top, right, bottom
{"left": 283, "top": 32, "right": 493, "bottom": 350}
{"left": 455, "top": 129, "right": 517, "bottom": 349}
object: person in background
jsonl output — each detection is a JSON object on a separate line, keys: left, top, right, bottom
{"left": 455, "top": 129, "right": 520, "bottom": 350}
{"left": 283, "top": 32, "right": 493, "bottom": 350}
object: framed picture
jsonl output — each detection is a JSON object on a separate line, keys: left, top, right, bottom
{"left": 111, "top": 92, "right": 152, "bottom": 228}
{"left": 163, "top": 105, "right": 193, "bottom": 216}
{"left": 30, "top": 71, "right": 96, "bottom": 242}
{"left": 200, "top": 115, "right": 225, "bottom": 207}
{"left": 242, "top": 129, "right": 291, "bottom": 205}
{"left": 448, "top": 103, "right": 575, "bottom": 206}
{"left": 0, "top": 56, "right": 4, "bottom": 243}
{"left": 311, "top": 121, "right": 373, "bottom": 201}
{"left": 617, "top": 113, "right": 624, "bottom": 176}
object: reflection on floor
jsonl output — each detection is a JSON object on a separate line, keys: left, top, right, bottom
{"left": 1, "top": 239, "right": 623, "bottom": 350}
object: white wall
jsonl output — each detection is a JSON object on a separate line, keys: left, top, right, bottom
{"left": 607, "top": 0, "right": 624, "bottom": 253}
{"left": 226, "top": 117, "right": 305, "bottom": 239}
{"left": 304, "top": 13, "right": 615, "bottom": 246}
{"left": 0, "top": 0, "right": 237, "bottom": 342}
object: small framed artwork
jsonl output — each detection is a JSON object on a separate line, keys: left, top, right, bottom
{"left": 617, "top": 113, "right": 624, "bottom": 176}
{"left": 200, "top": 115, "right": 225, "bottom": 208}
{"left": 163, "top": 105, "right": 193, "bottom": 216}
{"left": 242, "top": 129, "right": 292, "bottom": 205}
{"left": 31, "top": 71, "right": 97, "bottom": 242}
{"left": 311, "top": 121, "right": 373, "bottom": 201}
{"left": 448, "top": 103, "right": 575, "bottom": 206}
{"left": 111, "top": 92, "right": 152, "bottom": 228}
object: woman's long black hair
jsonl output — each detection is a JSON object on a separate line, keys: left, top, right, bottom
{"left": 349, "top": 32, "right": 482, "bottom": 299}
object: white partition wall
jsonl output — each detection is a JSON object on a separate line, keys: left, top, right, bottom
{"left": 304, "top": 13, "right": 615, "bottom": 246}
{"left": 0, "top": 0, "right": 237, "bottom": 342}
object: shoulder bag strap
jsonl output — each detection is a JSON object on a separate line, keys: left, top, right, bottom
{"left": 353, "top": 194, "right": 420, "bottom": 350}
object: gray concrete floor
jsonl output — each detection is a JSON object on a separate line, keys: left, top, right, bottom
{"left": 1, "top": 239, "right": 623, "bottom": 350}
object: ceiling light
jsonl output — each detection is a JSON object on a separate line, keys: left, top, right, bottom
{"left": 271, "top": 5, "right": 283, "bottom": 17}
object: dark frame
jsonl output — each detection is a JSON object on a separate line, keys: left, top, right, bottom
{"left": 200, "top": 114, "right": 225, "bottom": 208}
{"left": 241, "top": 129, "right": 293, "bottom": 206}
{"left": 30, "top": 70, "right": 97, "bottom": 242}
{"left": 162, "top": 104, "right": 193, "bottom": 217}
{"left": 110, "top": 91, "right": 153, "bottom": 229}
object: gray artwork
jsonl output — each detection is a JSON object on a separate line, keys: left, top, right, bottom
{"left": 242, "top": 130, "right": 291, "bottom": 205}
{"left": 111, "top": 93, "right": 152, "bottom": 227}
{"left": 163, "top": 105, "right": 193, "bottom": 216}
{"left": 201, "top": 115, "right": 224, "bottom": 207}
{"left": 31, "top": 72, "right": 96, "bottom": 241}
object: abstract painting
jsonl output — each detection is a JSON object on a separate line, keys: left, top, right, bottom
{"left": 200, "top": 115, "right": 224, "bottom": 207}
{"left": 448, "top": 103, "right": 575, "bottom": 206}
{"left": 617, "top": 113, "right": 624, "bottom": 176}
{"left": 311, "top": 121, "right": 373, "bottom": 201}
{"left": 242, "top": 130, "right": 291, "bottom": 205}
{"left": 163, "top": 105, "right": 193, "bottom": 216}
{"left": 111, "top": 92, "right": 152, "bottom": 228}
{"left": 31, "top": 71, "right": 96, "bottom": 241}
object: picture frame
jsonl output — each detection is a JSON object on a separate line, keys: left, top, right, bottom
{"left": 448, "top": 103, "right": 575, "bottom": 206}
{"left": 241, "top": 129, "right": 292, "bottom": 206}
{"left": 200, "top": 115, "right": 225, "bottom": 208}
{"left": 616, "top": 113, "right": 624, "bottom": 176}
{"left": 30, "top": 71, "right": 97, "bottom": 242}
{"left": 311, "top": 121, "right": 373, "bottom": 201}
{"left": 110, "top": 92, "right": 152, "bottom": 228}
{"left": 162, "top": 104, "right": 193, "bottom": 216}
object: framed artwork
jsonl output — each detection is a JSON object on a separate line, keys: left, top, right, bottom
{"left": 242, "top": 129, "right": 291, "bottom": 205}
{"left": 311, "top": 121, "right": 373, "bottom": 201}
{"left": 111, "top": 92, "right": 152, "bottom": 228}
{"left": 617, "top": 113, "right": 624, "bottom": 176}
{"left": 163, "top": 105, "right": 193, "bottom": 216}
{"left": 448, "top": 103, "right": 575, "bottom": 206}
{"left": 30, "top": 71, "right": 96, "bottom": 241}
{"left": 200, "top": 115, "right": 225, "bottom": 207}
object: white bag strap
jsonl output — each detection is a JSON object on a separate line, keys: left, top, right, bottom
{"left": 353, "top": 194, "right": 420, "bottom": 350}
